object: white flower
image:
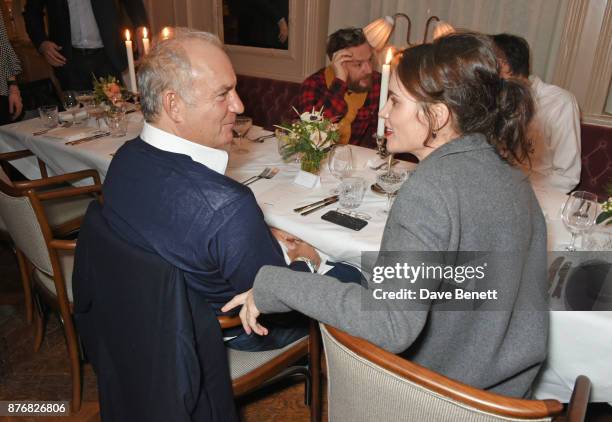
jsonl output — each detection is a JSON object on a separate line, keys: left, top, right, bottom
{"left": 310, "top": 130, "right": 328, "bottom": 145}
{"left": 299, "top": 106, "right": 325, "bottom": 122}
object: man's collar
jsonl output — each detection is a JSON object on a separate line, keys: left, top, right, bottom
{"left": 140, "top": 122, "right": 228, "bottom": 175}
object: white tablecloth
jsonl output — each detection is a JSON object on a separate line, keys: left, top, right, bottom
{"left": 1, "top": 117, "right": 610, "bottom": 403}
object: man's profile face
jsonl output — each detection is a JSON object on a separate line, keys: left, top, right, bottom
{"left": 344, "top": 42, "right": 374, "bottom": 92}
{"left": 178, "top": 41, "right": 244, "bottom": 149}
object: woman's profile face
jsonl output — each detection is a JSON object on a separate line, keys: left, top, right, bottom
{"left": 380, "top": 72, "right": 430, "bottom": 157}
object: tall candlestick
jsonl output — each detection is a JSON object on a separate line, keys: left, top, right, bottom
{"left": 376, "top": 48, "right": 393, "bottom": 138}
{"left": 125, "top": 29, "right": 137, "bottom": 93}
{"left": 142, "top": 27, "right": 150, "bottom": 55}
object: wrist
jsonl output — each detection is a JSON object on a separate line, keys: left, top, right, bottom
{"left": 8, "top": 83, "right": 19, "bottom": 94}
{"left": 293, "top": 256, "right": 319, "bottom": 273}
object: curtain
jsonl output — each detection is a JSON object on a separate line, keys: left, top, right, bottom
{"left": 328, "top": 0, "right": 569, "bottom": 83}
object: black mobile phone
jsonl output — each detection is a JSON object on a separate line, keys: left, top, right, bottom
{"left": 321, "top": 210, "right": 368, "bottom": 231}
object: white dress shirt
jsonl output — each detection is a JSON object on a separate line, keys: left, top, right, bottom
{"left": 525, "top": 76, "right": 581, "bottom": 193}
{"left": 67, "top": 0, "right": 104, "bottom": 49}
{"left": 140, "top": 122, "right": 229, "bottom": 175}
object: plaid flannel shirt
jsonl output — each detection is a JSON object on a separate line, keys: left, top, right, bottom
{"left": 298, "top": 68, "right": 381, "bottom": 148}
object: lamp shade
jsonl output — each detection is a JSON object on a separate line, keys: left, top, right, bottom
{"left": 432, "top": 21, "right": 455, "bottom": 40}
{"left": 364, "top": 16, "right": 394, "bottom": 50}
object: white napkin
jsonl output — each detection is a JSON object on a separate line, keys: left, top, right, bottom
{"left": 59, "top": 110, "right": 88, "bottom": 122}
{"left": 366, "top": 156, "right": 387, "bottom": 169}
{"left": 45, "top": 126, "right": 99, "bottom": 141}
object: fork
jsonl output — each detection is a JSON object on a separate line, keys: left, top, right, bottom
{"left": 241, "top": 167, "right": 271, "bottom": 185}
{"left": 244, "top": 167, "right": 279, "bottom": 186}
{"left": 248, "top": 134, "right": 275, "bottom": 143}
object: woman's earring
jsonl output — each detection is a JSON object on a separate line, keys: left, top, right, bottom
{"left": 431, "top": 130, "right": 437, "bottom": 139}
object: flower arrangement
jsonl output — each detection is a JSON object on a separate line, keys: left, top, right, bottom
{"left": 275, "top": 107, "right": 340, "bottom": 174}
{"left": 596, "top": 182, "right": 612, "bottom": 224}
{"left": 92, "top": 75, "right": 129, "bottom": 106}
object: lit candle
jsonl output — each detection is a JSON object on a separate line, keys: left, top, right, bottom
{"left": 125, "top": 29, "right": 137, "bottom": 93}
{"left": 377, "top": 48, "right": 393, "bottom": 138}
{"left": 161, "top": 27, "right": 171, "bottom": 41}
{"left": 142, "top": 27, "right": 150, "bottom": 55}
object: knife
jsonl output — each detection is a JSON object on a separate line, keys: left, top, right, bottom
{"left": 300, "top": 197, "right": 339, "bottom": 216}
{"left": 65, "top": 131, "right": 111, "bottom": 146}
{"left": 294, "top": 195, "right": 338, "bottom": 213}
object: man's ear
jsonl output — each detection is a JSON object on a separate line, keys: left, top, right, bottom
{"left": 161, "top": 90, "right": 183, "bottom": 123}
{"left": 430, "top": 102, "right": 451, "bottom": 132}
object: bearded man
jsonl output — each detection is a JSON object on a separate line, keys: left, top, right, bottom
{"left": 298, "top": 27, "right": 381, "bottom": 147}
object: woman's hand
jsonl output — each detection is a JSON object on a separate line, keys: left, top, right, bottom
{"left": 222, "top": 289, "right": 268, "bottom": 336}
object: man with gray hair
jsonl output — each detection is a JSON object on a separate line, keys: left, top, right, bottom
{"left": 101, "top": 28, "right": 321, "bottom": 351}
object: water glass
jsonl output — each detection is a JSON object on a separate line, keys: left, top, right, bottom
{"left": 233, "top": 116, "right": 252, "bottom": 154}
{"left": 561, "top": 191, "right": 598, "bottom": 251}
{"left": 105, "top": 110, "right": 128, "bottom": 137}
{"left": 376, "top": 169, "right": 409, "bottom": 216}
{"left": 338, "top": 177, "right": 366, "bottom": 209}
{"left": 62, "top": 91, "right": 81, "bottom": 125}
{"left": 328, "top": 145, "right": 353, "bottom": 194}
{"left": 38, "top": 105, "right": 59, "bottom": 128}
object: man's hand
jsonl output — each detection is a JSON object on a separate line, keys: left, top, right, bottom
{"left": 8, "top": 85, "right": 22, "bottom": 120}
{"left": 278, "top": 18, "right": 288, "bottom": 43}
{"left": 270, "top": 227, "right": 321, "bottom": 268}
{"left": 331, "top": 48, "right": 352, "bottom": 82}
{"left": 222, "top": 290, "right": 268, "bottom": 336}
{"left": 39, "top": 41, "right": 66, "bottom": 67}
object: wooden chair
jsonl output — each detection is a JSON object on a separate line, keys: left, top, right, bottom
{"left": 0, "top": 150, "right": 96, "bottom": 323}
{"left": 0, "top": 169, "right": 102, "bottom": 413}
{"left": 320, "top": 324, "right": 591, "bottom": 422}
{"left": 218, "top": 311, "right": 322, "bottom": 422}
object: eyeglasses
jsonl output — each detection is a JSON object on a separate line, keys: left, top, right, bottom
{"left": 336, "top": 208, "right": 372, "bottom": 221}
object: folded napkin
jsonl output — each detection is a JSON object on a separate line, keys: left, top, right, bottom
{"left": 59, "top": 110, "right": 88, "bottom": 122}
{"left": 45, "top": 126, "right": 99, "bottom": 142}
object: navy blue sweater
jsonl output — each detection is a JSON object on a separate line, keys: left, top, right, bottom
{"left": 102, "top": 137, "right": 305, "bottom": 311}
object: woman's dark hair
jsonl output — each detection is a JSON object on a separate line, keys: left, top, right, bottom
{"left": 396, "top": 32, "right": 534, "bottom": 165}
{"left": 326, "top": 28, "right": 367, "bottom": 60}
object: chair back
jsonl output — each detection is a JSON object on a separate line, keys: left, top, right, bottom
{"left": 320, "top": 324, "right": 560, "bottom": 422}
{"left": 73, "top": 201, "right": 237, "bottom": 422}
{"left": 0, "top": 188, "right": 53, "bottom": 275}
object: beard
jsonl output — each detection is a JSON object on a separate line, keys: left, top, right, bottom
{"left": 347, "top": 74, "right": 373, "bottom": 93}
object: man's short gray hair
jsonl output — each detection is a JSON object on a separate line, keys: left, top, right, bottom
{"left": 138, "top": 27, "right": 223, "bottom": 122}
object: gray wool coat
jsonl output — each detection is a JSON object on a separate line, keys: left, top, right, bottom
{"left": 253, "top": 133, "right": 549, "bottom": 397}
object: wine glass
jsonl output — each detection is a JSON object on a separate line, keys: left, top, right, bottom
{"left": 561, "top": 191, "right": 598, "bottom": 251}
{"left": 376, "top": 169, "right": 409, "bottom": 216}
{"left": 88, "top": 102, "right": 106, "bottom": 129}
{"left": 62, "top": 91, "right": 81, "bottom": 125}
{"left": 233, "top": 116, "right": 252, "bottom": 154}
{"left": 328, "top": 145, "right": 353, "bottom": 193}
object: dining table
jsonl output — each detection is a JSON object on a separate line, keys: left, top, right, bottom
{"left": 0, "top": 113, "right": 610, "bottom": 404}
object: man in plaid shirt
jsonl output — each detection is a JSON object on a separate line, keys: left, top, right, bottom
{"left": 299, "top": 28, "right": 381, "bottom": 148}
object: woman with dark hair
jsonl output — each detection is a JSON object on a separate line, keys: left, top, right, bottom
{"left": 224, "top": 33, "right": 548, "bottom": 398}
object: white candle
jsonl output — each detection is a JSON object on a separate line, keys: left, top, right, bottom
{"left": 376, "top": 48, "right": 393, "bottom": 138}
{"left": 161, "top": 27, "right": 171, "bottom": 41}
{"left": 125, "top": 29, "right": 137, "bottom": 93}
{"left": 142, "top": 27, "right": 150, "bottom": 55}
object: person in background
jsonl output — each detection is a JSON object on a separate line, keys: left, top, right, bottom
{"left": 23, "top": 0, "right": 148, "bottom": 91}
{"left": 225, "top": 33, "right": 548, "bottom": 398}
{"left": 299, "top": 27, "right": 381, "bottom": 148}
{"left": 0, "top": 8, "right": 22, "bottom": 125}
{"left": 493, "top": 33, "right": 581, "bottom": 193}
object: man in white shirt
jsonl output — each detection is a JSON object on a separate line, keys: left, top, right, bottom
{"left": 493, "top": 33, "right": 581, "bottom": 193}
{"left": 101, "top": 28, "right": 347, "bottom": 351}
